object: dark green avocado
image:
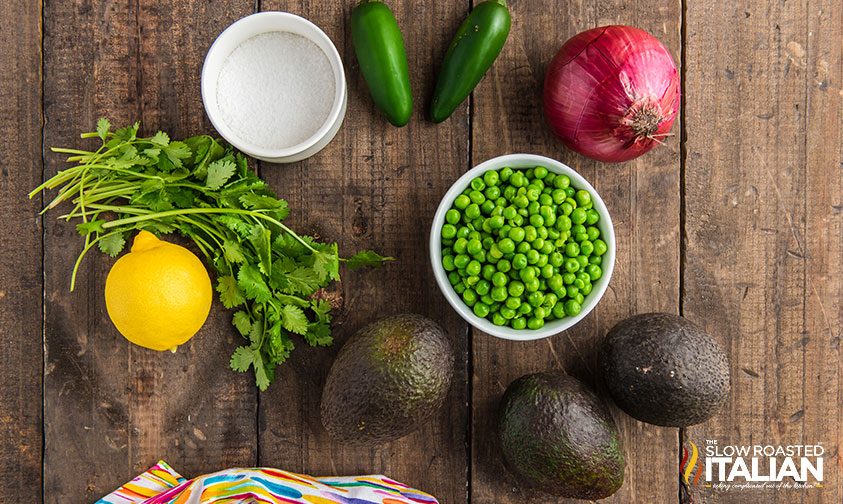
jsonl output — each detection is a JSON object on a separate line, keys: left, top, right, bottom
{"left": 497, "top": 371, "right": 625, "bottom": 499}
{"left": 320, "top": 314, "right": 454, "bottom": 445}
{"left": 600, "top": 312, "right": 730, "bottom": 427}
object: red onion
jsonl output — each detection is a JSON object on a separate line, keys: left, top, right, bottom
{"left": 543, "top": 25, "right": 680, "bottom": 163}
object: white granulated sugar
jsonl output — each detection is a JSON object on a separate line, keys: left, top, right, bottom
{"left": 216, "top": 31, "right": 335, "bottom": 150}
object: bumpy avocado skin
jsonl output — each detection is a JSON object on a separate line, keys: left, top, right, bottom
{"left": 497, "top": 371, "right": 625, "bottom": 499}
{"left": 600, "top": 312, "right": 731, "bottom": 427}
{"left": 320, "top": 314, "right": 454, "bottom": 445}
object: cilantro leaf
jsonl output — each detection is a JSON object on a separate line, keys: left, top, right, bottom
{"left": 216, "top": 275, "right": 246, "bottom": 308}
{"left": 76, "top": 219, "right": 106, "bottom": 236}
{"left": 304, "top": 321, "right": 332, "bottom": 346}
{"left": 237, "top": 264, "right": 272, "bottom": 303}
{"left": 206, "top": 159, "right": 236, "bottom": 190}
{"left": 230, "top": 346, "right": 255, "bottom": 372}
{"left": 218, "top": 215, "right": 252, "bottom": 238}
{"left": 280, "top": 304, "right": 308, "bottom": 335}
{"left": 98, "top": 233, "right": 126, "bottom": 257}
{"left": 232, "top": 311, "right": 252, "bottom": 337}
{"left": 162, "top": 141, "right": 191, "bottom": 169}
{"left": 312, "top": 247, "right": 339, "bottom": 282}
{"left": 283, "top": 266, "right": 321, "bottom": 296}
{"left": 222, "top": 239, "right": 246, "bottom": 263}
{"left": 150, "top": 131, "right": 170, "bottom": 146}
{"left": 96, "top": 118, "right": 111, "bottom": 141}
{"left": 345, "top": 250, "right": 395, "bottom": 269}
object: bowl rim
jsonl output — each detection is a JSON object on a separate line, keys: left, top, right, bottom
{"left": 429, "top": 153, "right": 616, "bottom": 341}
{"left": 200, "top": 11, "right": 346, "bottom": 161}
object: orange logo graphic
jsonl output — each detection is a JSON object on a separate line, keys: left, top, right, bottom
{"left": 681, "top": 441, "right": 705, "bottom": 486}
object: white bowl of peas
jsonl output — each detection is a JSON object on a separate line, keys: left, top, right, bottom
{"left": 430, "top": 154, "right": 615, "bottom": 341}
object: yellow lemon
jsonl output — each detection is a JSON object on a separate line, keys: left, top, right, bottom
{"left": 105, "top": 230, "right": 212, "bottom": 351}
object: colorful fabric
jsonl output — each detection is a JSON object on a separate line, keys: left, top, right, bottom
{"left": 96, "top": 461, "right": 439, "bottom": 504}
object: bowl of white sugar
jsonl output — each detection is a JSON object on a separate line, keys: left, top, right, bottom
{"left": 201, "top": 12, "right": 346, "bottom": 163}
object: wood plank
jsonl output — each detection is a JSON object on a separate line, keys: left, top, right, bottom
{"left": 256, "top": 1, "right": 470, "bottom": 502}
{"left": 469, "top": 1, "right": 682, "bottom": 503}
{"left": 0, "top": 1, "right": 43, "bottom": 501}
{"left": 683, "top": 0, "right": 842, "bottom": 502}
{"left": 42, "top": 1, "right": 256, "bottom": 501}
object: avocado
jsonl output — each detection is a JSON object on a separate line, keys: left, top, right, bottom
{"left": 497, "top": 371, "right": 625, "bottom": 499}
{"left": 600, "top": 312, "right": 730, "bottom": 427}
{"left": 320, "top": 314, "right": 454, "bottom": 445}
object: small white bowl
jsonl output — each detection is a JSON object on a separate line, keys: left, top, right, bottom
{"left": 201, "top": 12, "right": 347, "bottom": 163}
{"left": 430, "top": 154, "right": 616, "bottom": 341}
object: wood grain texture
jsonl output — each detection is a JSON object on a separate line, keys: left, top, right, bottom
{"left": 683, "top": 0, "right": 842, "bottom": 502}
{"left": 0, "top": 1, "right": 43, "bottom": 501}
{"left": 469, "top": 1, "right": 682, "bottom": 503}
{"left": 42, "top": 1, "right": 255, "bottom": 501}
{"left": 255, "top": 1, "right": 470, "bottom": 502}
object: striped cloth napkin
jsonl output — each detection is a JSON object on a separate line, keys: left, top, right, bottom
{"left": 96, "top": 460, "right": 439, "bottom": 504}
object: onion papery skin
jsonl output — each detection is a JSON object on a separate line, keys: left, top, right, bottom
{"left": 543, "top": 25, "right": 680, "bottom": 163}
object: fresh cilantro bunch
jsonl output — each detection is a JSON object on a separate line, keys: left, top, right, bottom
{"left": 32, "top": 119, "right": 391, "bottom": 390}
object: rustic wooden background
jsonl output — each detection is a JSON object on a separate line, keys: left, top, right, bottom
{"left": 1, "top": 0, "right": 840, "bottom": 502}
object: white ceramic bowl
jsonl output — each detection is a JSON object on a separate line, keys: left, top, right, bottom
{"left": 430, "top": 154, "right": 616, "bottom": 341}
{"left": 201, "top": 12, "right": 347, "bottom": 163}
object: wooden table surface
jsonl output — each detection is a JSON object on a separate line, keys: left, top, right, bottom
{"left": 1, "top": 0, "right": 840, "bottom": 502}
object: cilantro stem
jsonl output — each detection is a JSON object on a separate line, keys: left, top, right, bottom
{"left": 70, "top": 230, "right": 120, "bottom": 291}
{"left": 101, "top": 208, "right": 318, "bottom": 253}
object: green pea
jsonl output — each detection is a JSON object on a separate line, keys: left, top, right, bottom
{"left": 571, "top": 207, "right": 587, "bottom": 225}
{"left": 563, "top": 272, "right": 576, "bottom": 285}
{"left": 554, "top": 174, "right": 571, "bottom": 189}
{"left": 475, "top": 279, "right": 491, "bottom": 296}
{"left": 573, "top": 278, "right": 585, "bottom": 290}
{"left": 527, "top": 317, "right": 545, "bottom": 330}
{"left": 488, "top": 215, "right": 505, "bottom": 230}
{"left": 529, "top": 214, "right": 544, "bottom": 227}
{"left": 442, "top": 224, "right": 457, "bottom": 240}
{"left": 531, "top": 237, "right": 545, "bottom": 251}
{"left": 508, "top": 227, "right": 525, "bottom": 243}
{"left": 465, "top": 203, "right": 481, "bottom": 220}
{"left": 491, "top": 286, "right": 508, "bottom": 302}
{"left": 540, "top": 242, "right": 554, "bottom": 255}
{"left": 548, "top": 274, "right": 564, "bottom": 292}
{"left": 566, "top": 285, "right": 579, "bottom": 298}
{"left": 518, "top": 303, "right": 532, "bottom": 315}
{"left": 586, "top": 226, "right": 600, "bottom": 241}
{"left": 445, "top": 209, "right": 460, "bottom": 224}
{"left": 466, "top": 260, "right": 481, "bottom": 276}
{"left": 543, "top": 212, "right": 556, "bottom": 227}
{"left": 575, "top": 190, "right": 591, "bottom": 207}
{"left": 581, "top": 283, "right": 593, "bottom": 295}
{"left": 481, "top": 200, "right": 495, "bottom": 216}
{"left": 552, "top": 302, "right": 566, "bottom": 318}
{"left": 466, "top": 275, "right": 480, "bottom": 286}
{"left": 524, "top": 278, "right": 540, "bottom": 292}
{"left": 593, "top": 239, "right": 608, "bottom": 256}
{"left": 525, "top": 249, "right": 540, "bottom": 264}
{"left": 543, "top": 293, "right": 558, "bottom": 308}
{"left": 491, "top": 312, "right": 506, "bottom": 326}
{"left": 473, "top": 302, "right": 490, "bottom": 318}
{"left": 505, "top": 297, "right": 521, "bottom": 309}
{"left": 511, "top": 317, "right": 527, "bottom": 330}
{"left": 527, "top": 201, "right": 540, "bottom": 216}
{"left": 454, "top": 194, "right": 470, "bottom": 209}
{"left": 564, "top": 299, "right": 581, "bottom": 316}
{"left": 498, "top": 237, "right": 515, "bottom": 254}
{"left": 564, "top": 258, "right": 580, "bottom": 273}
{"left": 500, "top": 167, "right": 513, "bottom": 181}
{"left": 488, "top": 244, "right": 503, "bottom": 260}
{"left": 471, "top": 177, "right": 486, "bottom": 191}
{"left": 589, "top": 255, "right": 602, "bottom": 265}
{"left": 512, "top": 254, "right": 528, "bottom": 270}
{"left": 473, "top": 250, "right": 486, "bottom": 263}
{"left": 500, "top": 306, "right": 516, "bottom": 319}
{"left": 564, "top": 186, "right": 575, "bottom": 198}
{"left": 516, "top": 241, "right": 531, "bottom": 254}
{"left": 462, "top": 289, "right": 477, "bottom": 306}
{"left": 480, "top": 294, "right": 494, "bottom": 306}
{"left": 483, "top": 170, "right": 499, "bottom": 187}
{"left": 503, "top": 186, "right": 516, "bottom": 200}
{"left": 565, "top": 242, "right": 579, "bottom": 257}
{"left": 524, "top": 226, "right": 538, "bottom": 243}
{"left": 485, "top": 186, "right": 501, "bottom": 201}
{"left": 454, "top": 254, "right": 470, "bottom": 269}
{"left": 443, "top": 255, "right": 456, "bottom": 271}
{"left": 454, "top": 283, "right": 466, "bottom": 294}
{"left": 560, "top": 202, "right": 573, "bottom": 216}
{"left": 508, "top": 281, "right": 525, "bottom": 297}
{"left": 481, "top": 264, "right": 496, "bottom": 281}
{"left": 527, "top": 291, "right": 545, "bottom": 307}
{"left": 469, "top": 190, "right": 485, "bottom": 205}
{"left": 547, "top": 227, "right": 560, "bottom": 240}
{"left": 533, "top": 166, "right": 548, "bottom": 179}
{"left": 577, "top": 255, "right": 589, "bottom": 269}
{"left": 448, "top": 271, "right": 460, "bottom": 285}
{"left": 549, "top": 252, "right": 565, "bottom": 268}
{"left": 580, "top": 240, "right": 594, "bottom": 256}
{"left": 519, "top": 267, "right": 537, "bottom": 283}
{"left": 533, "top": 306, "right": 547, "bottom": 320}
{"left": 587, "top": 264, "right": 602, "bottom": 281}
{"left": 551, "top": 189, "right": 566, "bottom": 204}
{"left": 541, "top": 264, "right": 554, "bottom": 279}
{"left": 510, "top": 171, "right": 526, "bottom": 188}
{"left": 466, "top": 238, "right": 482, "bottom": 256}
{"left": 586, "top": 209, "right": 600, "bottom": 225}
{"left": 503, "top": 206, "right": 518, "bottom": 220}
{"left": 497, "top": 259, "right": 511, "bottom": 273}
{"left": 492, "top": 272, "right": 508, "bottom": 287}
